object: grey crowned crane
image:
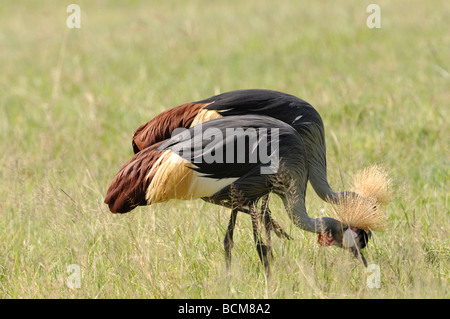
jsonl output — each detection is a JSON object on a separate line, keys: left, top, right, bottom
{"left": 125, "top": 89, "right": 370, "bottom": 267}
{"left": 105, "top": 114, "right": 372, "bottom": 275}
{"left": 132, "top": 89, "right": 341, "bottom": 204}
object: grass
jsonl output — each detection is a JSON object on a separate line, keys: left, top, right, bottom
{"left": 0, "top": 0, "right": 448, "bottom": 298}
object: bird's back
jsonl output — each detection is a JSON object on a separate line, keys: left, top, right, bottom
{"left": 105, "top": 114, "right": 308, "bottom": 212}
{"left": 199, "top": 89, "right": 323, "bottom": 128}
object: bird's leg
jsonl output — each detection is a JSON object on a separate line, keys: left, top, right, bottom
{"left": 203, "top": 197, "right": 292, "bottom": 240}
{"left": 249, "top": 203, "right": 271, "bottom": 278}
{"left": 224, "top": 209, "right": 238, "bottom": 273}
{"left": 259, "top": 194, "right": 292, "bottom": 241}
{"left": 260, "top": 195, "right": 273, "bottom": 261}
{"left": 265, "top": 208, "right": 293, "bottom": 240}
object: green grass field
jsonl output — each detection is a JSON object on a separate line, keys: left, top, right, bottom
{"left": 0, "top": 0, "right": 448, "bottom": 298}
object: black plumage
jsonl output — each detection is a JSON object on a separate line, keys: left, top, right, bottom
{"left": 105, "top": 90, "right": 371, "bottom": 275}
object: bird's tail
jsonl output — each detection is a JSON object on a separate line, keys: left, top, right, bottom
{"left": 105, "top": 141, "right": 226, "bottom": 213}
{"left": 131, "top": 102, "right": 219, "bottom": 153}
{"left": 104, "top": 144, "right": 163, "bottom": 214}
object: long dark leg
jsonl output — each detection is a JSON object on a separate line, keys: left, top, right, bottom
{"left": 249, "top": 203, "right": 271, "bottom": 277}
{"left": 260, "top": 194, "right": 293, "bottom": 240}
{"left": 224, "top": 209, "right": 238, "bottom": 272}
{"left": 203, "top": 197, "right": 292, "bottom": 239}
{"left": 260, "top": 195, "right": 274, "bottom": 261}
{"left": 265, "top": 208, "right": 293, "bottom": 240}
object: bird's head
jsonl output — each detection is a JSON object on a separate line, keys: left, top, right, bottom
{"left": 309, "top": 165, "right": 391, "bottom": 267}
{"left": 317, "top": 217, "right": 371, "bottom": 267}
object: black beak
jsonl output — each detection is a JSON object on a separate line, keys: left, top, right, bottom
{"left": 351, "top": 246, "right": 368, "bottom": 267}
{"left": 348, "top": 229, "right": 371, "bottom": 267}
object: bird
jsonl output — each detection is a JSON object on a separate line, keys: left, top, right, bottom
{"left": 132, "top": 89, "right": 341, "bottom": 202}
{"left": 132, "top": 89, "right": 342, "bottom": 203}
{"left": 105, "top": 114, "right": 371, "bottom": 275}
{"left": 127, "top": 89, "right": 363, "bottom": 266}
